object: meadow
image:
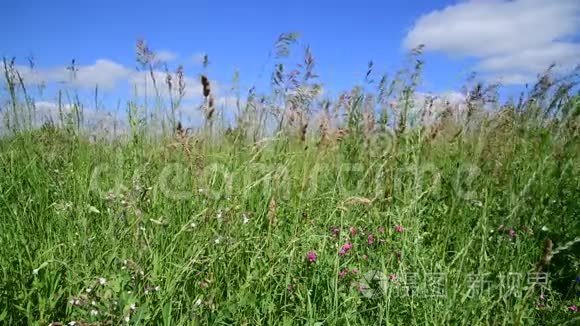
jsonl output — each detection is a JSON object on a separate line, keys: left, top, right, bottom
{"left": 0, "top": 37, "right": 579, "bottom": 325}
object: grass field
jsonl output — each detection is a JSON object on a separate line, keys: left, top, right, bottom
{"left": 0, "top": 41, "right": 579, "bottom": 325}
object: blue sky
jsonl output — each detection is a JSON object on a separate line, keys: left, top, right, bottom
{"left": 1, "top": 0, "right": 579, "bottom": 110}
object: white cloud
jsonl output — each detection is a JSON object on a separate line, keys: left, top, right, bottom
{"left": 10, "top": 58, "right": 215, "bottom": 102}
{"left": 404, "top": 0, "right": 580, "bottom": 84}
{"left": 478, "top": 42, "right": 580, "bottom": 73}
{"left": 156, "top": 50, "right": 178, "bottom": 62}
{"left": 16, "top": 59, "right": 132, "bottom": 89}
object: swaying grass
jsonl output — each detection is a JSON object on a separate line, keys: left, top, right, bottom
{"left": 0, "top": 39, "right": 579, "bottom": 325}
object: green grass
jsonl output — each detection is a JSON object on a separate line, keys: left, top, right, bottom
{"left": 0, "top": 115, "right": 578, "bottom": 325}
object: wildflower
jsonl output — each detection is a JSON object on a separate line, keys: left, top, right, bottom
{"left": 379, "top": 239, "right": 386, "bottom": 245}
{"left": 124, "top": 316, "right": 130, "bottom": 322}
{"left": 242, "top": 214, "right": 250, "bottom": 224}
{"left": 214, "top": 237, "right": 221, "bottom": 244}
{"left": 389, "top": 274, "right": 397, "bottom": 281}
{"left": 349, "top": 226, "right": 358, "bottom": 237}
{"left": 91, "top": 300, "right": 96, "bottom": 306}
{"left": 378, "top": 226, "right": 385, "bottom": 234}
{"left": 216, "top": 211, "right": 223, "bottom": 221}
{"left": 330, "top": 226, "right": 340, "bottom": 237}
{"left": 69, "top": 321, "right": 77, "bottom": 326}
{"left": 569, "top": 304, "right": 577, "bottom": 312}
{"left": 150, "top": 217, "right": 167, "bottom": 225}
{"left": 541, "top": 225, "right": 549, "bottom": 232}
{"left": 351, "top": 268, "right": 359, "bottom": 275}
{"left": 130, "top": 303, "right": 137, "bottom": 311}
{"left": 395, "top": 224, "right": 404, "bottom": 233}
{"left": 90, "top": 309, "right": 98, "bottom": 316}
{"left": 339, "top": 269, "right": 348, "bottom": 278}
{"left": 88, "top": 205, "right": 100, "bottom": 214}
{"left": 339, "top": 243, "right": 353, "bottom": 256}
{"left": 367, "top": 234, "right": 375, "bottom": 245}
{"left": 98, "top": 277, "right": 107, "bottom": 285}
{"left": 85, "top": 288, "right": 92, "bottom": 293}
{"left": 362, "top": 255, "right": 368, "bottom": 261}
{"left": 155, "top": 285, "right": 161, "bottom": 292}
{"left": 306, "top": 251, "right": 318, "bottom": 263}
{"left": 190, "top": 222, "right": 197, "bottom": 228}
{"left": 508, "top": 229, "right": 516, "bottom": 239}
{"left": 195, "top": 298, "right": 203, "bottom": 306}
{"left": 32, "top": 268, "right": 39, "bottom": 276}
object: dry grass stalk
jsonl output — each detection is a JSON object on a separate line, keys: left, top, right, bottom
{"left": 343, "top": 196, "right": 372, "bottom": 206}
{"left": 200, "top": 75, "right": 215, "bottom": 123}
{"left": 536, "top": 238, "right": 553, "bottom": 273}
{"left": 268, "top": 197, "right": 277, "bottom": 227}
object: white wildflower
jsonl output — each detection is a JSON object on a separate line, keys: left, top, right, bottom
{"left": 242, "top": 214, "right": 249, "bottom": 224}
{"left": 124, "top": 316, "right": 130, "bottom": 322}
{"left": 541, "top": 225, "right": 549, "bottom": 232}
{"left": 130, "top": 303, "right": 137, "bottom": 311}
{"left": 85, "top": 288, "right": 92, "bottom": 293}
{"left": 98, "top": 277, "right": 107, "bottom": 285}
{"left": 195, "top": 298, "right": 202, "bottom": 306}
{"left": 88, "top": 205, "right": 100, "bottom": 214}
{"left": 68, "top": 321, "right": 77, "bottom": 326}
{"left": 90, "top": 309, "right": 98, "bottom": 316}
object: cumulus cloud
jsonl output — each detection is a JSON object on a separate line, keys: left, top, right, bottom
{"left": 404, "top": 0, "right": 580, "bottom": 84}
{"left": 156, "top": 50, "right": 178, "bottom": 62}
{"left": 10, "top": 58, "right": 216, "bottom": 102}
{"left": 16, "top": 59, "right": 132, "bottom": 89}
